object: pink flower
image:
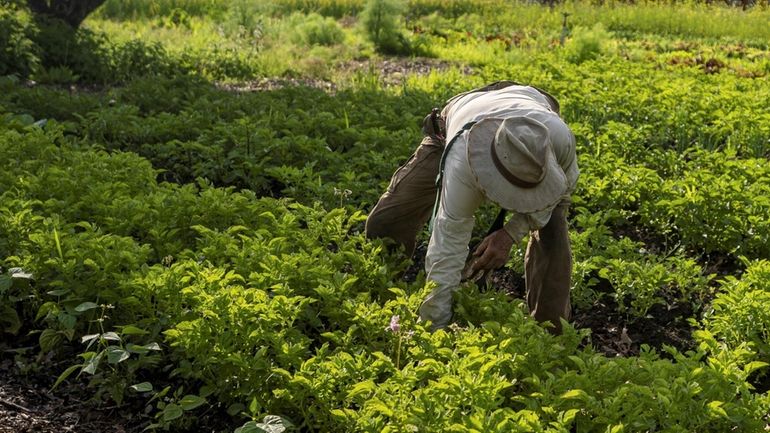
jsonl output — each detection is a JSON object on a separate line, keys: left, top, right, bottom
{"left": 386, "top": 315, "right": 400, "bottom": 333}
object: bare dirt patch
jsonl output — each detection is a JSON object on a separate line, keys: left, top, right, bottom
{"left": 218, "top": 58, "right": 473, "bottom": 93}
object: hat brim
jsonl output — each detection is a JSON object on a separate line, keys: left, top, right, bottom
{"left": 466, "top": 118, "right": 567, "bottom": 214}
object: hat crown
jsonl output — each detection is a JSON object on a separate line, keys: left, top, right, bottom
{"left": 493, "top": 118, "right": 550, "bottom": 186}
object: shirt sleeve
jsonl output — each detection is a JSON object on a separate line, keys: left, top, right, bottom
{"left": 502, "top": 209, "right": 553, "bottom": 243}
{"left": 420, "top": 135, "right": 485, "bottom": 329}
{"left": 547, "top": 118, "right": 579, "bottom": 195}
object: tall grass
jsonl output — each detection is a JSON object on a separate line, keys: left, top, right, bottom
{"left": 93, "top": 0, "right": 770, "bottom": 47}
{"left": 416, "top": 1, "right": 770, "bottom": 45}
{"left": 82, "top": 0, "right": 770, "bottom": 84}
{"left": 569, "top": 1, "right": 770, "bottom": 46}
{"left": 96, "top": 0, "right": 227, "bottom": 20}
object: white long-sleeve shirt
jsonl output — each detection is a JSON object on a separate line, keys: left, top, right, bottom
{"left": 419, "top": 86, "right": 579, "bottom": 329}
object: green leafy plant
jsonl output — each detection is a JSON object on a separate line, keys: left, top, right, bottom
{"left": 52, "top": 303, "right": 162, "bottom": 405}
{"left": 289, "top": 12, "right": 345, "bottom": 47}
{"left": 0, "top": 7, "right": 40, "bottom": 77}
{"left": 563, "top": 23, "right": 615, "bottom": 64}
{"left": 360, "top": 0, "right": 411, "bottom": 55}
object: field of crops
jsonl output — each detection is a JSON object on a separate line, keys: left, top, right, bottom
{"left": 2, "top": 0, "right": 770, "bottom": 431}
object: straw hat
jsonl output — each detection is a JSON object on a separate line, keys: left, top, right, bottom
{"left": 466, "top": 117, "right": 567, "bottom": 213}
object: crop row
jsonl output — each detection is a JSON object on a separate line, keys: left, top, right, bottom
{"left": 1, "top": 120, "right": 769, "bottom": 431}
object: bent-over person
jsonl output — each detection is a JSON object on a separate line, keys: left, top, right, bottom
{"left": 366, "top": 81, "right": 579, "bottom": 333}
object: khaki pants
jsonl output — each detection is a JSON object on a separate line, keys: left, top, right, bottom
{"left": 364, "top": 135, "right": 442, "bottom": 258}
{"left": 366, "top": 117, "right": 572, "bottom": 332}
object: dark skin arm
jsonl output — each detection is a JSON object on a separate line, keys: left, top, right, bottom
{"left": 469, "top": 228, "right": 514, "bottom": 275}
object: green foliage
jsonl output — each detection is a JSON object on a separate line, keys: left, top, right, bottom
{"left": 563, "top": 23, "right": 615, "bottom": 64}
{"left": 703, "top": 260, "right": 770, "bottom": 362}
{"left": 289, "top": 12, "right": 345, "bottom": 46}
{"left": 0, "top": 7, "right": 39, "bottom": 77}
{"left": 638, "top": 149, "right": 770, "bottom": 257}
{"left": 360, "top": 0, "right": 411, "bottom": 55}
{"left": 30, "top": 18, "right": 112, "bottom": 82}
{"left": 108, "top": 39, "right": 186, "bottom": 82}
{"left": 33, "top": 65, "right": 80, "bottom": 84}
{"left": 96, "top": 0, "right": 225, "bottom": 20}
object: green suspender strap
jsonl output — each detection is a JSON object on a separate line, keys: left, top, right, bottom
{"left": 429, "top": 121, "right": 477, "bottom": 232}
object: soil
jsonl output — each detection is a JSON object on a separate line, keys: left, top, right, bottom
{"left": 0, "top": 341, "right": 236, "bottom": 433}
{"left": 0, "top": 353, "right": 138, "bottom": 433}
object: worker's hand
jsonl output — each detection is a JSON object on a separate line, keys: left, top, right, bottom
{"left": 470, "top": 229, "right": 514, "bottom": 274}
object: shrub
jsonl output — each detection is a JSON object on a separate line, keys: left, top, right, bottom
{"left": 360, "top": 0, "right": 411, "bottom": 55}
{"left": 703, "top": 260, "right": 770, "bottom": 361}
{"left": 289, "top": 13, "right": 345, "bottom": 46}
{"left": 109, "top": 39, "right": 186, "bottom": 83}
{"left": 0, "top": 7, "right": 40, "bottom": 78}
{"left": 563, "top": 23, "right": 615, "bottom": 64}
{"left": 30, "top": 17, "right": 111, "bottom": 82}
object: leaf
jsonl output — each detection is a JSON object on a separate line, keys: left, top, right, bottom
{"left": 199, "top": 385, "right": 214, "bottom": 398}
{"left": 120, "top": 325, "right": 149, "bottom": 336}
{"left": 0, "top": 275, "right": 12, "bottom": 293}
{"left": 0, "top": 305, "right": 21, "bottom": 335}
{"left": 130, "top": 382, "right": 153, "bottom": 393}
{"left": 46, "top": 289, "right": 70, "bottom": 297}
{"left": 148, "top": 386, "right": 171, "bottom": 405}
{"left": 57, "top": 312, "right": 77, "bottom": 330}
{"left": 82, "top": 351, "right": 103, "bottom": 375}
{"left": 162, "top": 403, "right": 183, "bottom": 422}
{"left": 743, "top": 361, "right": 769, "bottom": 375}
{"left": 258, "top": 415, "right": 293, "bottom": 433}
{"left": 347, "top": 379, "right": 375, "bottom": 400}
{"left": 52, "top": 364, "right": 82, "bottom": 390}
{"left": 53, "top": 228, "right": 63, "bottom": 261}
{"left": 39, "top": 329, "right": 62, "bottom": 353}
{"left": 330, "top": 409, "right": 350, "bottom": 421}
{"left": 179, "top": 394, "right": 206, "bottom": 411}
{"left": 81, "top": 333, "right": 100, "bottom": 347}
{"left": 248, "top": 397, "right": 260, "bottom": 415}
{"left": 707, "top": 400, "right": 728, "bottom": 418}
{"left": 559, "top": 389, "right": 589, "bottom": 401}
{"left": 125, "top": 343, "right": 146, "bottom": 355}
{"left": 234, "top": 421, "right": 265, "bottom": 433}
{"left": 227, "top": 403, "right": 245, "bottom": 416}
{"left": 366, "top": 399, "right": 394, "bottom": 417}
{"left": 9, "top": 268, "right": 33, "bottom": 280}
{"left": 102, "top": 332, "right": 120, "bottom": 341}
{"left": 74, "top": 302, "right": 99, "bottom": 313}
{"left": 35, "top": 302, "right": 59, "bottom": 322}
{"left": 106, "top": 347, "right": 130, "bottom": 364}
{"left": 560, "top": 408, "right": 580, "bottom": 424}
{"left": 80, "top": 334, "right": 102, "bottom": 343}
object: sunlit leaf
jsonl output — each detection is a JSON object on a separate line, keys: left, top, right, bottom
{"left": 130, "top": 382, "right": 153, "bottom": 393}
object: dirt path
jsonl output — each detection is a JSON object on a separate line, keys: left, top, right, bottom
{"left": 217, "top": 58, "right": 473, "bottom": 93}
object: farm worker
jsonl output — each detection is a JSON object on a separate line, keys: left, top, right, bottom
{"left": 366, "top": 81, "right": 579, "bottom": 332}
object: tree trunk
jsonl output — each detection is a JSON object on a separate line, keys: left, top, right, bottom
{"left": 27, "top": 0, "right": 107, "bottom": 28}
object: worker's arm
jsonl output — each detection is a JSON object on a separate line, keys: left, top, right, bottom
{"left": 468, "top": 210, "right": 551, "bottom": 276}
{"left": 420, "top": 137, "right": 485, "bottom": 330}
